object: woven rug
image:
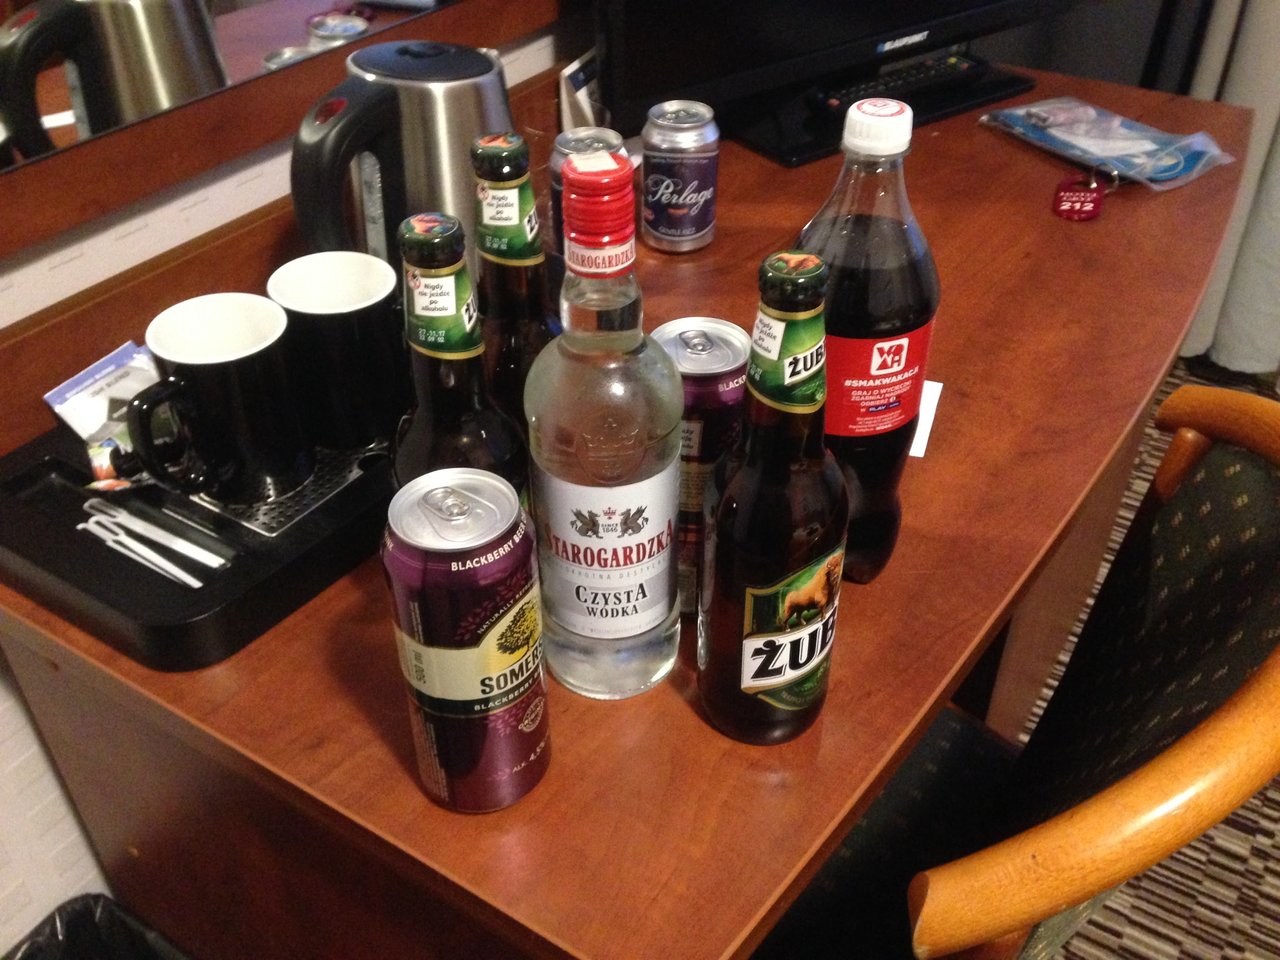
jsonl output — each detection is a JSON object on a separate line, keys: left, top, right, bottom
{"left": 1030, "top": 361, "right": 1280, "bottom": 960}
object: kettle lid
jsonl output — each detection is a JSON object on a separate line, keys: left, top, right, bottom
{"left": 350, "top": 41, "right": 495, "bottom": 82}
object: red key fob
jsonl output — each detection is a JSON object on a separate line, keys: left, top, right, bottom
{"left": 1053, "top": 172, "right": 1105, "bottom": 221}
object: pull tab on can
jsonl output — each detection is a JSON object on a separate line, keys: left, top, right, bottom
{"left": 424, "top": 486, "right": 473, "bottom": 520}
{"left": 679, "top": 329, "right": 716, "bottom": 355}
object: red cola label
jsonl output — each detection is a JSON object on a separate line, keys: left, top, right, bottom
{"left": 824, "top": 320, "right": 934, "bottom": 437}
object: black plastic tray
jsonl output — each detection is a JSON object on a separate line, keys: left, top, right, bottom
{"left": 0, "top": 428, "right": 393, "bottom": 671}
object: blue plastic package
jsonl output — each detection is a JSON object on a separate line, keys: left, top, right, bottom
{"left": 981, "top": 96, "right": 1233, "bottom": 191}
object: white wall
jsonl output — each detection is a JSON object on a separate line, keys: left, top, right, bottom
{"left": 0, "top": 654, "right": 109, "bottom": 952}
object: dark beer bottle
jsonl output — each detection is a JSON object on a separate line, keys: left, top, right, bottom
{"left": 798, "top": 98, "right": 939, "bottom": 584}
{"left": 391, "top": 213, "right": 528, "bottom": 496}
{"left": 697, "top": 251, "right": 850, "bottom": 745}
{"left": 470, "top": 133, "right": 558, "bottom": 433}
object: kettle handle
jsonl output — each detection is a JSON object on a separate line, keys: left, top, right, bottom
{"left": 291, "top": 74, "right": 407, "bottom": 259}
{"left": 0, "top": 0, "right": 96, "bottom": 159}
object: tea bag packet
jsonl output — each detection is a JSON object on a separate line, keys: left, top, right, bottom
{"left": 43, "top": 342, "right": 168, "bottom": 485}
{"left": 981, "top": 96, "right": 1232, "bottom": 192}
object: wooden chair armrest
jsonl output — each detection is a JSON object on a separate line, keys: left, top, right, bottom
{"left": 1155, "top": 385, "right": 1280, "bottom": 469}
{"left": 907, "top": 645, "right": 1280, "bottom": 959}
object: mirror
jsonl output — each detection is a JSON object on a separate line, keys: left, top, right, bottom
{"left": 0, "top": 0, "right": 425, "bottom": 165}
{"left": 0, "top": 0, "right": 565, "bottom": 260}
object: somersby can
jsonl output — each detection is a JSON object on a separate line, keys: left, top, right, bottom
{"left": 651, "top": 317, "right": 750, "bottom": 619}
{"left": 641, "top": 100, "right": 719, "bottom": 252}
{"left": 381, "top": 468, "right": 550, "bottom": 812}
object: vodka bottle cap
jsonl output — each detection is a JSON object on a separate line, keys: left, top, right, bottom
{"left": 563, "top": 151, "right": 635, "bottom": 242}
{"left": 842, "top": 98, "right": 913, "bottom": 157}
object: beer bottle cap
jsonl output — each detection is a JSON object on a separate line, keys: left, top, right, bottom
{"left": 563, "top": 151, "right": 635, "bottom": 242}
{"left": 470, "top": 132, "right": 530, "bottom": 182}
{"left": 398, "top": 212, "right": 465, "bottom": 268}
{"left": 842, "top": 98, "right": 913, "bottom": 157}
{"left": 759, "top": 250, "right": 828, "bottom": 312}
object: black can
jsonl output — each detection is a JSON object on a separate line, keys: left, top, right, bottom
{"left": 381, "top": 468, "right": 550, "bottom": 812}
{"left": 651, "top": 316, "right": 750, "bottom": 621}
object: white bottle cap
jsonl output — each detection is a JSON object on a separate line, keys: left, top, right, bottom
{"left": 842, "top": 98, "right": 914, "bottom": 157}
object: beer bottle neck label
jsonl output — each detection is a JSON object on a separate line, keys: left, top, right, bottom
{"left": 475, "top": 172, "right": 546, "bottom": 266}
{"left": 746, "top": 302, "right": 827, "bottom": 413}
{"left": 404, "top": 260, "right": 483, "bottom": 359}
{"left": 824, "top": 319, "right": 934, "bottom": 437}
{"left": 737, "top": 543, "right": 845, "bottom": 708}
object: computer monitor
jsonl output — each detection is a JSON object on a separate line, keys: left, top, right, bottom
{"left": 594, "top": 0, "right": 1078, "bottom": 165}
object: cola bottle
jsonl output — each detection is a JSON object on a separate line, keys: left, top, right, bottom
{"left": 798, "top": 97, "right": 939, "bottom": 584}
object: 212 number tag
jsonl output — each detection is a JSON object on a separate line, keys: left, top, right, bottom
{"left": 1053, "top": 172, "right": 1105, "bottom": 221}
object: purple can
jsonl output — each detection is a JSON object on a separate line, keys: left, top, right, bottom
{"left": 641, "top": 100, "right": 719, "bottom": 252}
{"left": 652, "top": 317, "right": 750, "bottom": 619}
{"left": 382, "top": 468, "right": 550, "bottom": 813}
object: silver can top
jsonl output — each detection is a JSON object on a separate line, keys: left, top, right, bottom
{"left": 388, "top": 468, "right": 520, "bottom": 552}
{"left": 652, "top": 317, "right": 750, "bottom": 376}
{"left": 647, "top": 100, "right": 716, "bottom": 129}
{"left": 554, "top": 126, "right": 625, "bottom": 158}
{"left": 307, "top": 11, "right": 368, "bottom": 42}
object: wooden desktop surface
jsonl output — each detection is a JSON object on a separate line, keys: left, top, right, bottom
{"left": 0, "top": 70, "right": 1251, "bottom": 959}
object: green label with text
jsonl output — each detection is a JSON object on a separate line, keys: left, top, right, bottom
{"left": 746, "top": 301, "right": 827, "bottom": 413}
{"left": 404, "top": 261, "right": 482, "bottom": 358}
{"left": 475, "top": 172, "right": 544, "bottom": 264}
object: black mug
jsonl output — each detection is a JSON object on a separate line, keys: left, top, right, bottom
{"left": 127, "top": 293, "right": 315, "bottom": 504}
{"left": 266, "top": 250, "right": 408, "bottom": 450}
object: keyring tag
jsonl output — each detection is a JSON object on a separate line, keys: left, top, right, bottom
{"left": 1053, "top": 171, "right": 1105, "bottom": 221}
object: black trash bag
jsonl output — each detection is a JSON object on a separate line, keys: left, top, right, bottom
{"left": 3, "top": 895, "right": 190, "bottom": 960}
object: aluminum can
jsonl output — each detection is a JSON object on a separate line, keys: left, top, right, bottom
{"left": 306, "top": 11, "right": 368, "bottom": 49}
{"left": 652, "top": 317, "right": 750, "bottom": 620}
{"left": 381, "top": 468, "right": 550, "bottom": 813}
{"left": 641, "top": 100, "right": 719, "bottom": 252}
{"left": 550, "top": 126, "right": 627, "bottom": 256}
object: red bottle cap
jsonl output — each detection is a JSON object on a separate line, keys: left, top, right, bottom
{"left": 563, "top": 151, "right": 635, "bottom": 242}
{"left": 562, "top": 151, "right": 636, "bottom": 278}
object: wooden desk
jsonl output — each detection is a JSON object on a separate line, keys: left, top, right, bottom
{"left": 0, "top": 70, "right": 1250, "bottom": 959}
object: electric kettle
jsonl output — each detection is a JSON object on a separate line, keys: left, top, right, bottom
{"left": 291, "top": 40, "right": 514, "bottom": 267}
{"left": 0, "top": 0, "right": 227, "bottom": 159}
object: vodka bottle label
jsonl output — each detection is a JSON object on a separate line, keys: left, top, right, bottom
{"left": 532, "top": 459, "right": 679, "bottom": 639}
{"left": 564, "top": 235, "right": 637, "bottom": 279}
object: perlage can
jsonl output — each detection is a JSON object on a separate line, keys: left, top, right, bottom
{"left": 381, "top": 468, "right": 550, "bottom": 813}
{"left": 641, "top": 100, "right": 719, "bottom": 252}
{"left": 652, "top": 317, "right": 750, "bottom": 620}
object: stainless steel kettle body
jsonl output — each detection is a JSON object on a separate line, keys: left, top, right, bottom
{"left": 0, "top": 0, "right": 227, "bottom": 159}
{"left": 291, "top": 41, "right": 514, "bottom": 268}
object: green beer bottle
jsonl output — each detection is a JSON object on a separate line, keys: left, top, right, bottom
{"left": 697, "top": 250, "right": 851, "bottom": 744}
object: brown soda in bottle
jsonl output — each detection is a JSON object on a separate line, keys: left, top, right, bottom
{"left": 798, "top": 98, "right": 939, "bottom": 584}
